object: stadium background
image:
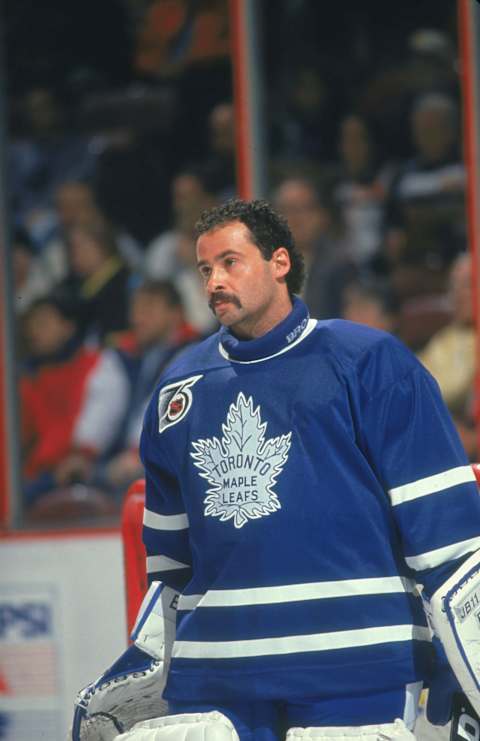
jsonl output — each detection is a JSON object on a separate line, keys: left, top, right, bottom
{"left": 0, "top": 1, "right": 479, "bottom": 739}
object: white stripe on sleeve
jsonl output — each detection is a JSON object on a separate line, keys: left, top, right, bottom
{"left": 172, "top": 624, "right": 431, "bottom": 659}
{"left": 389, "top": 465, "right": 475, "bottom": 506}
{"left": 405, "top": 535, "right": 480, "bottom": 571}
{"left": 147, "top": 555, "right": 191, "bottom": 573}
{"left": 143, "top": 508, "right": 189, "bottom": 530}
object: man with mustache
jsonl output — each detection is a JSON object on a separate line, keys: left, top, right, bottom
{"left": 73, "top": 199, "right": 480, "bottom": 741}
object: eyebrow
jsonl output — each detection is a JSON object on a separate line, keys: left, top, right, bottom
{"left": 197, "top": 249, "right": 242, "bottom": 268}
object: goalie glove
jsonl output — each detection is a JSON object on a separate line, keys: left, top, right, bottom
{"left": 71, "top": 582, "right": 177, "bottom": 741}
{"left": 427, "top": 549, "right": 480, "bottom": 721}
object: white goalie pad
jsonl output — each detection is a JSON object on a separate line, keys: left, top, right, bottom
{"left": 115, "top": 711, "right": 240, "bottom": 741}
{"left": 286, "top": 719, "right": 415, "bottom": 741}
{"left": 71, "top": 582, "right": 177, "bottom": 741}
{"left": 429, "top": 549, "right": 480, "bottom": 718}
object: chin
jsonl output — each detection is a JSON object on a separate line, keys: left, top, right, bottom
{"left": 218, "top": 316, "right": 236, "bottom": 328}
{"left": 216, "top": 308, "right": 241, "bottom": 326}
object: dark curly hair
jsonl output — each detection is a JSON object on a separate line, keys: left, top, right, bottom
{"left": 195, "top": 198, "right": 305, "bottom": 296}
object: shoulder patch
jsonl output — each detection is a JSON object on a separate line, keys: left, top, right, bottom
{"left": 158, "top": 374, "right": 203, "bottom": 433}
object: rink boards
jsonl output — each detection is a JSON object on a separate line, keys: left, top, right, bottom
{"left": 0, "top": 530, "right": 126, "bottom": 741}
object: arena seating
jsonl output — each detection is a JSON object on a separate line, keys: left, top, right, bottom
{"left": 26, "top": 484, "right": 119, "bottom": 526}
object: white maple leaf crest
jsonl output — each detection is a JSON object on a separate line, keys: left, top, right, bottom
{"left": 191, "top": 392, "right": 292, "bottom": 528}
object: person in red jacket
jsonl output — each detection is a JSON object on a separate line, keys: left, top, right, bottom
{"left": 52, "top": 280, "right": 200, "bottom": 496}
{"left": 20, "top": 295, "right": 103, "bottom": 504}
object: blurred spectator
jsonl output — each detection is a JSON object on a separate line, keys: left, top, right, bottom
{"left": 270, "top": 63, "right": 340, "bottom": 163}
{"left": 340, "top": 276, "right": 398, "bottom": 334}
{"left": 93, "top": 124, "right": 174, "bottom": 246}
{"left": 61, "top": 220, "right": 132, "bottom": 344}
{"left": 55, "top": 280, "right": 199, "bottom": 495}
{"left": 396, "top": 291, "right": 452, "bottom": 353}
{"left": 145, "top": 168, "right": 216, "bottom": 273}
{"left": 168, "top": 229, "right": 218, "bottom": 334}
{"left": 8, "top": 87, "right": 96, "bottom": 248}
{"left": 385, "top": 93, "right": 466, "bottom": 267}
{"left": 129, "top": 0, "right": 232, "bottom": 169}
{"left": 357, "top": 28, "right": 459, "bottom": 158}
{"left": 42, "top": 180, "right": 142, "bottom": 283}
{"left": 41, "top": 181, "right": 100, "bottom": 284}
{"left": 144, "top": 167, "right": 218, "bottom": 333}
{"left": 273, "top": 176, "right": 334, "bottom": 268}
{"left": 19, "top": 296, "right": 121, "bottom": 505}
{"left": 201, "top": 101, "right": 236, "bottom": 199}
{"left": 406, "top": 28, "right": 457, "bottom": 96}
{"left": 12, "top": 227, "right": 53, "bottom": 316}
{"left": 272, "top": 176, "right": 357, "bottom": 319}
{"left": 418, "top": 253, "right": 475, "bottom": 419}
{"left": 331, "top": 114, "right": 395, "bottom": 266}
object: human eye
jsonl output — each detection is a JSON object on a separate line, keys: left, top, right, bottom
{"left": 199, "top": 265, "right": 211, "bottom": 280}
{"left": 225, "top": 256, "right": 237, "bottom": 267}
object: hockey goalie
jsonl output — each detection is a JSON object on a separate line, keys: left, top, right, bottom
{"left": 72, "top": 200, "right": 480, "bottom": 741}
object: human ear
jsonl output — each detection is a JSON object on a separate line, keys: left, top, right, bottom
{"left": 272, "top": 247, "right": 291, "bottom": 278}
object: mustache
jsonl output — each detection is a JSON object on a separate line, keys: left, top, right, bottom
{"left": 208, "top": 292, "right": 242, "bottom": 312}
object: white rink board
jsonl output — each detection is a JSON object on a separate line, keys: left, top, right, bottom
{"left": 0, "top": 531, "right": 127, "bottom": 741}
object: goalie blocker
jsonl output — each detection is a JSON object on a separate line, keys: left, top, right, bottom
{"left": 428, "top": 549, "right": 480, "bottom": 726}
{"left": 71, "top": 582, "right": 177, "bottom": 741}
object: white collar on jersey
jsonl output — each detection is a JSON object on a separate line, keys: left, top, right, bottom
{"left": 218, "top": 297, "right": 317, "bottom": 364}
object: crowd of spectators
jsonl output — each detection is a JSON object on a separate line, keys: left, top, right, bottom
{"left": 10, "top": 82, "right": 235, "bottom": 520}
{"left": 6, "top": 1, "right": 477, "bottom": 523}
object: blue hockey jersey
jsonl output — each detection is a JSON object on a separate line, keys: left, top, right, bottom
{"left": 139, "top": 298, "right": 480, "bottom": 703}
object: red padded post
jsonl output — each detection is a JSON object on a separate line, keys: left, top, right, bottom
{"left": 121, "top": 479, "right": 147, "bottom": 636}
{"left": 472, "top": 463, "right": 480, "bottom": 487}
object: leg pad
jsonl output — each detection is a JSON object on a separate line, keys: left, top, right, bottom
{"left": 116, "top": 711, "right": 240, "bottom": 741}
{"left": 286, "top": 719, "right": 415, "bottom": 741}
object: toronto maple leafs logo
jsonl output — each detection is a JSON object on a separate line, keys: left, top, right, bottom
{"left": 191, "top": 392, "right": 292, "bottom": 528}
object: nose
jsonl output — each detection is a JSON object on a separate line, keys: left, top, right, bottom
{"left": 206, "top": 263, "right": 227, "bottom": 293}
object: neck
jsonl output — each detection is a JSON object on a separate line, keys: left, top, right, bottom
{"left": 231, "top": 294, "right": 293, "bottom": 340}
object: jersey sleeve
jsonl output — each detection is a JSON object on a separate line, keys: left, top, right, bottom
{"left": 139, "top": 391, "right": 193, "bottom": 593}
{"left": 357, "top": 337, "right": 480, "bottom": 598}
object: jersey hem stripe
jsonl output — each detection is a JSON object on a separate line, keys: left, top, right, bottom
{"left": 177, "top": 576, "right": 417, "bottom": 611}
{"left": 172, "top": 624, "right": 431, "bottom": 659}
